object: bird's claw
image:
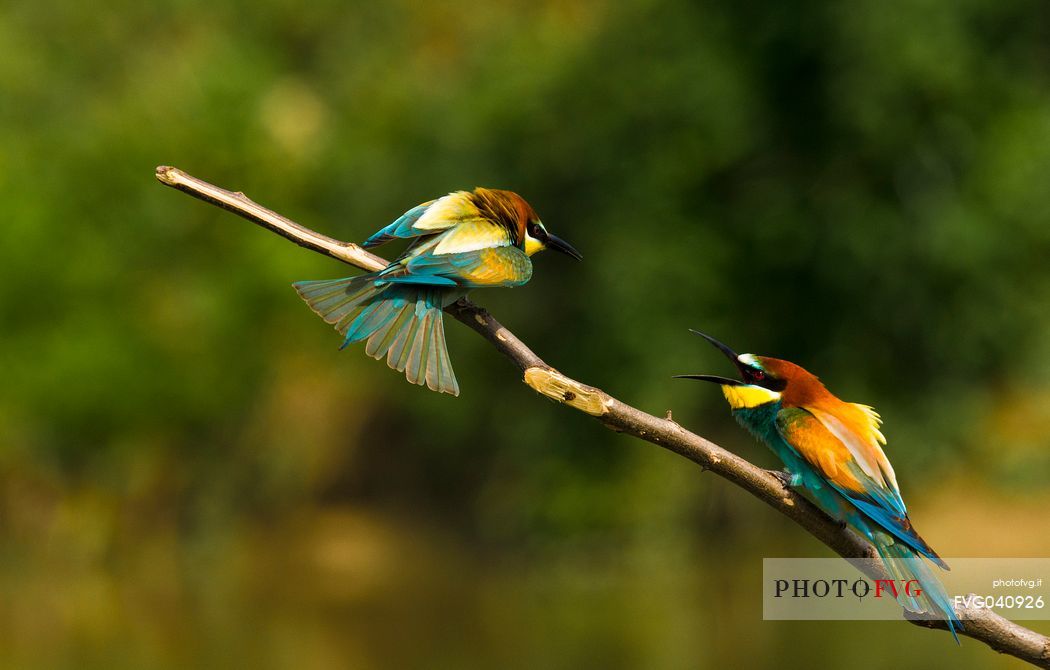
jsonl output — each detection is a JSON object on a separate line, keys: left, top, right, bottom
{"left": 771, "top": 469, "right": 802, "bottom": 489}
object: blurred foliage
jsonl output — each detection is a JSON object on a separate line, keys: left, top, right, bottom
{"left": 2, "top": 0, "right": 1050, "bottom": 667}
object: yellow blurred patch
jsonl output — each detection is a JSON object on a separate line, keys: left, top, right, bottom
{"left": 259, "top": 79, "right": 328, "bottom": 160}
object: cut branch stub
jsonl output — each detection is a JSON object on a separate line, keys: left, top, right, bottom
{"left": 524, "top": 367, "right": 609, "bottom": 416}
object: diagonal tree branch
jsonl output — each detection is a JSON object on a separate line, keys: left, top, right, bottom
{"left": 155, "top": 165, "right": 1050, "bottom": 668}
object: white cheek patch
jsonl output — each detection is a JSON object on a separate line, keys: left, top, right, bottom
{"left": 737, "top": 353, "right": 760, "bottom": 367}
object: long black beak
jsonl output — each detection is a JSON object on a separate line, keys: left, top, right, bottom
{"left": 689, "top": 329, "right": 740, "bottom": 364}
{"left": 672, "top": 374, "right": 743, "bottom": 386}
{"left": 673, "top": 329, "right": 747, "bottom": 385}
{"left": 545, "top": 232, "right": 583, "bottom": 261}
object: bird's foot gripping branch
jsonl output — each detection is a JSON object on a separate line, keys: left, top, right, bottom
{"left": 155, "top": 166, "right": 1050, "bottom": 668}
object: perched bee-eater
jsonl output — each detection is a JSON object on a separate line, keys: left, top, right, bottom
{"left": 293, "top": 189, "right": 581, "bottom": 396}
{"left": 677, "top": 331, "right": 960, "bottom": 641}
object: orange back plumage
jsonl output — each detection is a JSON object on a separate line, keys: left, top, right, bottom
{"left": 757, "top": 356, "right": 898, "bottom": 494}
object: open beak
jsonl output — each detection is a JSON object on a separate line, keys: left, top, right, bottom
{"left": 672, "top": 329, "right": 746, "bottom": 385}
{"left": 544, "top": 232, "right": 583, "bottom": 261}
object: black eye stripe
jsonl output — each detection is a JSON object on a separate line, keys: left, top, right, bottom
{"left": 745, "top": 367, "right": 786, "bottom": 391}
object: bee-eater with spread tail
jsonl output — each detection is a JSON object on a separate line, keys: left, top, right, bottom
{"left": 293, "top": 189, "right": 581, "bottom": 396}
{"left": 676, "top": 331, "right": 961, "bottom": 641}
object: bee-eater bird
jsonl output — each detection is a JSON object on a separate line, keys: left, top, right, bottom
{"left": 293, "top": 188, "right": 582, "bottom": 396}
{"left": 676, "top": 331, "right": 960, "bottom": 641}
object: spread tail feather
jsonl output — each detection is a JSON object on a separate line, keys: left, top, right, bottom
{"left": 293, "top": 276, "right": 460, "bottom": 396}
{"left": 873, "top": 531, "right": 961, "bottom": 643}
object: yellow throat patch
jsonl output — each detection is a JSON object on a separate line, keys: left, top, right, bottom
{"left": 722, "top": 384, "right": 782, "bottom": 409}
{"left": 524, "top": 233, "right": 545, "bottom": 256}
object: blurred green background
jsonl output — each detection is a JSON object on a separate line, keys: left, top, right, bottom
{"left": 2, "top": 0, "right": 1050, "bottom": 667}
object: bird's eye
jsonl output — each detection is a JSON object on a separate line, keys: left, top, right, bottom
{"left": 527, "top": 222, "right": 540, "bottom": 237}
{"left": 750, "top": 369, "right": 766, "bottom": 382}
